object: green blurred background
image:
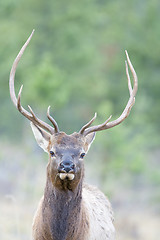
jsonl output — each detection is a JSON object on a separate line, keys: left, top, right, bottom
{"left": 0, "top": 0, "right": 160, "bottom": 239}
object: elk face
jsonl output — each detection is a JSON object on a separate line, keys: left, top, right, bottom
{"left": 30, "top": 123, "right": 95, "bottom": 190}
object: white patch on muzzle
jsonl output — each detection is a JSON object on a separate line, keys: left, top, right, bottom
{"left": 59, "top": 173, "right": 75, "bottom": 181}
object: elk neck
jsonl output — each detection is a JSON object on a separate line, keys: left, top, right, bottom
{"left": 42, "top": 165, "right": 88, "bottom": 240}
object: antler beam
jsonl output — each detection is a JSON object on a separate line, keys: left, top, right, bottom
{"left": 80, "top": 50, "right": 138, "bottom": 136}
{"left": 9, "top": 30, "right": 59, "bottom": 134}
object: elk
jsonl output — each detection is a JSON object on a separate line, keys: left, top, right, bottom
{"left": 9, "top": 30, "right": 138, "bottom": 240}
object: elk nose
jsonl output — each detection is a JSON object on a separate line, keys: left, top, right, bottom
{"left": 59, "top": 160, "right": 75, "bottom": 173}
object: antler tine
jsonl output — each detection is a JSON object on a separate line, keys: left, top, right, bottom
{"left": 47, "top": 106, "right": 59, "bottom": 133}
{"left": 17, "top": 85, "right": 24, "bottom": 112}
{"left": 9, "top": 30, "right": 35, "bottom": 107}
{"left": 27, "top": 105, "right": 55, "bottom": 133}
{"left": 79, "top": 112, "right": 97, "bottom": 134}
{"left": 125, "top": 50, "right": 138, "bottom": 96}
{"left": 125, "top": 60, "right": 132, "bottom": 96}
{"left": 9, "top": 30, "right": 56, "bottom": 134}
{"left": 82, "top": 51, "right": 138, "bottom": 136}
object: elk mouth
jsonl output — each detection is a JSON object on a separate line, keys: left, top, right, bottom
{"left": 59, "top": 172, "right": 75, "bottom": 181}
{"left": 58, "top": 168, "right": 75, "bottom": 181}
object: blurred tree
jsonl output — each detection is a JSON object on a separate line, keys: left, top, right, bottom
{"left": 0, "top": 0, "right": 160, "bottom": 185}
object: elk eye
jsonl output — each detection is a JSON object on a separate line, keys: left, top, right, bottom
{"left": 80, "top": 153, "right": 85, "bottom": 159}
{"left": 50, "top": 151, "right": 55, "bottom": 157}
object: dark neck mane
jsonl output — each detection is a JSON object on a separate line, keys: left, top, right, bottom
{"left": 42, "top": 177, "right": 86, "bottom": 240}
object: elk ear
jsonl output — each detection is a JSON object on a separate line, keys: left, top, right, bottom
{"left": 30, "top": 123, "right": 51, "bottom": 153}
{"left": 85, "top": 132, "right": 96, "bottom": 153}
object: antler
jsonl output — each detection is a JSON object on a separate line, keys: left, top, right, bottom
{"left": 79, "top": 50, "right": 138, "bottom": 136}
{"left": 9, "top": 30, "right": 59, "bottom": 134}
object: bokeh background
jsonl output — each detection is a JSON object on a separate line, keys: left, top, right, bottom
{"left": 0, "top": 0, "right": 160, "bottom": 239}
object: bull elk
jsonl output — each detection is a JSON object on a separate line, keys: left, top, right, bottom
{"left": 9, "top": 30, "right": 138, "bottom": 240}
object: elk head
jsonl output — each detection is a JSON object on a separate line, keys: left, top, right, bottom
{"left": 9, "top": 30, "right": 138, "bottom": 190}
{"left": 30, "top": 124, "right": 95, "bottom": 190}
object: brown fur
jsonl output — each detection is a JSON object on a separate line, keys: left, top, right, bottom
{"left": 33, "top": 167, "right": 89, "bottom": 240}
{"left": 32, "top": 131, "right": 115, "bottom": 240}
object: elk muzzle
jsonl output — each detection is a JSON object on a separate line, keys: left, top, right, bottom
{"left": 58, "top": 159, "right": 75, "bottom": 181}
